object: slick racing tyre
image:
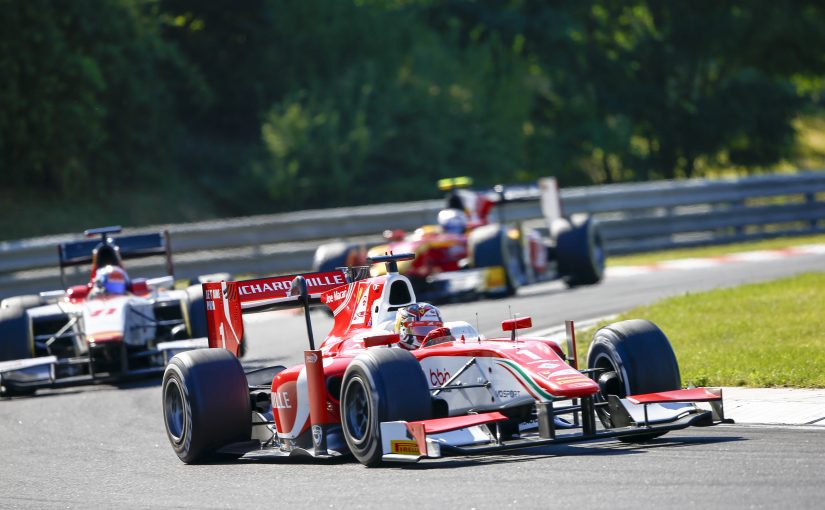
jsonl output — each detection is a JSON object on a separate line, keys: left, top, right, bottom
{"left": 0, "top": 306, "right": 36, "bottom": 396}
{"left": 468, "top": 224, "right": 526, "bottom": 297}
{"left": 552, "top": 216, "right": 605, "bottom": 287}
{"left": 340, "top": 348, "right": 432, "bottom": 466}
{"left": 185, "top": 285, "right": 208, "bottom": 339}
{"left": 0, "top": 305, "right": 32, "bottom": 362}
{"left": 586, "top": 319, "right": 681, "bottom": 442}
{"left": 313, "top": 242, "right": 362, "bottom": 273}
{"left": 162, "top": 348, "right": 251, "bottom": 463}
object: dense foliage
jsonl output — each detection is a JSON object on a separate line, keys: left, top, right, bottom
{"left": 2, "top": 0, "right": 825, "bottom": 236}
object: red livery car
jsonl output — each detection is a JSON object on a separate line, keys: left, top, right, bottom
{"left": 312, "top": 177, "right": 605, "bottom": 301}
{"left": 161, "top": 253, "right": 726, "bottom": 466}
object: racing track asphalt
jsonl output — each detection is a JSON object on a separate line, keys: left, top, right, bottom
{"left": 0, "top": 248, "right": 824, "bottom": 509}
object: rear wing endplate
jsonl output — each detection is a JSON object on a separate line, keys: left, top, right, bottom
{"left": 202, "top": 270, "right": 347, "bottom": 356}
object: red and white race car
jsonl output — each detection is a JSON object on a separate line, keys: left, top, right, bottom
{"left": 162, "top": 253, "right": 726, "bottom": 466}
{"left": 0, "top": 226, "right": 213, "bottom": 396}
{"left": 313, "top": 177, "right": 605, "bottom": 302}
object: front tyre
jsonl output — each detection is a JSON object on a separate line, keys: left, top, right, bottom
{"left": 0, "top": 305, "right": 31, "bottom": 362}
{"left": 162, "top": 349, "right": 250, "bottom": 463}
{"left": 586, "top": 319, "right": 681, "bottom": 442}
{"left": 468, "top": 224, "right": 525, "bottom": 297}
{"left": 340, "top": 348, "right": 431, "bottom": 466}
{"left": 313, "top": 242, "right": 363, "bottom": 273}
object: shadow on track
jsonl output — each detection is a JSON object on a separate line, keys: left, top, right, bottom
{"left": 390, "top": 434, "right": 746, "bottom": 470}
{"left": 208, "top": 433, "right": 745, "bottom": 469}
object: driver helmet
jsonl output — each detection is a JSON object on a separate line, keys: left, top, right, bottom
{"left": 93, "top": 265, "right": 129, "bottom": 295}
{"left": 437, "top": 208, "right": 468, "bottom": 235}
{"left": 394, "top": 302, "right": 443, "bottom": 350}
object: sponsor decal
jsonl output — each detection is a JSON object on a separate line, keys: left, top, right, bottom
{"left": 206, "top": 300, "right": 215, "bottom": 311}
{"left": 312, "top": 425, "right": 323, "bottom": 447}
{"left": 538, "top": 362, "right": 560, "bottom": 369}
{"left": 89, "top": 307, "right": 117, "bottom": 317}
{"left": 239, "top": 281, "right": 290, "bottom": 296}
{"left": 429, "top": 368, "right": 451, "bottom": 386}
{"left": 390, "top": 440, "right": 420, "bottom": 456}
{"left": 324, "top": 288, "right": 347, "bottom": 304}
{"left": 496, "top": 359, "right": 554, "bottom": 401}
{"left": 516, "top": 349, "right": 542, "bottom": 361}
{"left": 272, "top": 391, "right": 292, "bottom": 409}
{"left": 305, "top": 352, "right": 318, "bottom": 364}
{"left": 351, "top": 286, "right": 370, "bottom": 325}
{"left": 496, "top": 390, "right": 521, "bottom": 399}
{"left": 238, "top": 274, "right": 345, "bottom": 297}
{"left": 306, "top": 274, "right": 345, "bottom": 288}
{"left": 554, "top": 375, "right": 587, "bottom": 385}
{"left": 569, "top": 381, "right": 596, "bottom": 388}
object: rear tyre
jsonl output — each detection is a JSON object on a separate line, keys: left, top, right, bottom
{"left": 0, "top": 307, "right": 36, "bottom": 396}
{"left": 185, "top": 285, "right": 208, "bottom": 339}
{"left": 313, "top": 242, "right": 360, "bottom": 273}
{"left": 340, "top": 348, "right": 431, "bottom": 466}
{"left": 552, "top": 216, "right": 605, "bottom": 287}
{"left": 162, "top": 349, "right": 251, "bottom": 463}
{"left": 468, "top": 224, "right": 525, "bottom": 297}
{"left": 586, "top": 319, "right": 681, "bottom": 442}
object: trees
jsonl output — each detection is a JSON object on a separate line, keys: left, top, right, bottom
{"left": 2, "top": 0, "right": 824, "bottom": 238}
{"left": 0, "top": 0, "right": 199, "bottom": 198}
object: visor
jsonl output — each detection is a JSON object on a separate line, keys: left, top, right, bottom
{"left": 105, "top": 280, "right": 127, "bottom": 294}
{"left": 406, "top": 321, "right": 441, "bottom": 338}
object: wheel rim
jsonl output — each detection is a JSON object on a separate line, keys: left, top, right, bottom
{"left": 164, "top": 378, "right": 186, "bottom": 445}
{"left": 343, "top": 376, "right": 371, "bottom": 445}
{"left": 592, "top": 353, "right": 625, "bottom": 397}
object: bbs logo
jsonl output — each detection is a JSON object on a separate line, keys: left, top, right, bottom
{"left": 429, "top": 368, "right": 451, "bottom": 386}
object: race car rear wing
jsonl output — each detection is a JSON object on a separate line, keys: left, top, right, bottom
{"left": 57, "top": 227, "right": 174, "bottom": 287}
{"left": 202, "top": 270, "right": 347, "bottom": 356}
{"left": 440, "top": 177, "right": 563, "bottom": 225}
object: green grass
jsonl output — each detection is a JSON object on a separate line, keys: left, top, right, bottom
{"left": 608, "top": 233, "right": 825, "bottom": 267}
{"left": 574, "top": 272, "right": 825, "bottom": 388}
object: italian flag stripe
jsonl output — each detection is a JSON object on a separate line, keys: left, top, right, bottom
{"left": 495, "top": 359, "right": 555, "bottom": 400}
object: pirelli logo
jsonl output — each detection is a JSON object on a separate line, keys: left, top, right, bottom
{"left": 390, "top": 440, "right": 420, "bottom": 456}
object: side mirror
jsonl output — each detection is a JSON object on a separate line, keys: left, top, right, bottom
{"left": 147, "top": 276, "right": 174, "bottom": 292}
{"left": 502, "top": 316, "right": 532, "bottom": 332}
{"left": 130, "top": 278, "right": 149, "bottom": 295}
{"left": 363, "top": 333, "right": 400, "bottom": 348}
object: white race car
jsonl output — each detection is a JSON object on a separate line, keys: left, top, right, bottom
{"left": 0, "top": 226, "right": 214, "bottom": 396}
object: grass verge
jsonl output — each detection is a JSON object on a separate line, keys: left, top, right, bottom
{"left": 574, "top": 272, "right": 825, "bottom": 388}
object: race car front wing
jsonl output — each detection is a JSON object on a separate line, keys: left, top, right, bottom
{"left": 0, "top": 338, "right": 208, "bottom": 394}
{"left": 379, "top": 388, "right": 727, "bottom": 462}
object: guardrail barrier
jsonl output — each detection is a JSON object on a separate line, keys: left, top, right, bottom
{"left": 1, "top": 171, "right": 823, "bottom": 298}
